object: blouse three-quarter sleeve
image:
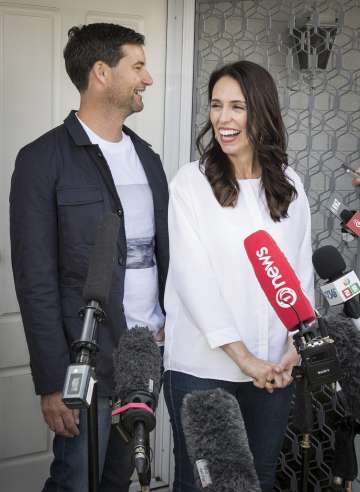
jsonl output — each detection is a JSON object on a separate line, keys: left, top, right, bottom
{"left": 167, "top": 176, "right": 241, "bottom": 349}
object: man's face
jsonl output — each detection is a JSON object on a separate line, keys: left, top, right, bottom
{"left": 106, "top": 44, "right": 153, "bottom": 116}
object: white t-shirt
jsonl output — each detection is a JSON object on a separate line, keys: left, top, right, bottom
{"left": 77, "top": 116, "right": 164, "bottom": 335}
{"left": 164, "top": 161, "right": 314, "bottom": 381}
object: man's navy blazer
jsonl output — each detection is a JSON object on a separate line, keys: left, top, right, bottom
{"left": 10, "top": 111, "right": 169, "bottom": 396}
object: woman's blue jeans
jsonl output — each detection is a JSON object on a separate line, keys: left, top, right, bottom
{"left": 164, "top": 370, "right": 293, "bottom": 492}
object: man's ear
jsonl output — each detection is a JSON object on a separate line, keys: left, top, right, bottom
{"left": 91, "top": 61, "right": 111, "bottom": 87}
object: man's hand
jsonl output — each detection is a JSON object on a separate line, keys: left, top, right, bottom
{"left": 41, "top": 391, "right": 80, "bottom": 438}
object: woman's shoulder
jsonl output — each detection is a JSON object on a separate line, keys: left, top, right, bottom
{"left": 170, "top": 160, "right": 205, "bottom": 190}
{"left": 284, "top": 165, "right": 305, "bottom": 190}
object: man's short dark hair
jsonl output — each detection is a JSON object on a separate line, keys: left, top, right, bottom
{"left": 63, "top": 23, "right": 145, "bottom": 92}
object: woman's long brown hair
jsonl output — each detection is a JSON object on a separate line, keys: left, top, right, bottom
{"left": 196, "top": 60, "right": 297, "bottom": 221}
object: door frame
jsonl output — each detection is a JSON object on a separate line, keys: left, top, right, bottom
{"left": 163, "top": 0, "right": 195, "bottom": 180}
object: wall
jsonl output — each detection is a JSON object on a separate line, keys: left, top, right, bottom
{"left": 192, "top": 1, "right": 360, "bottom": 490}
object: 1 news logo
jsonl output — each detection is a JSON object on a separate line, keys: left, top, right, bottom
{"left": 351, "top": 217, "right": 360, "bottom": 229}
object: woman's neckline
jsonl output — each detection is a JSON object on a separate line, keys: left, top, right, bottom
{"left": 237, "top": 176, "right": 261, "bottom": 182}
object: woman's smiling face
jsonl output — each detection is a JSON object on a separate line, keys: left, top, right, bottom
{"left": 209, "top": 75, "right": 251, "bottom": 159}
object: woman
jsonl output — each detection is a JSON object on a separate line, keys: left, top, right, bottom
{"left": 163, "top": 60, "right": 314, "bottom": 492}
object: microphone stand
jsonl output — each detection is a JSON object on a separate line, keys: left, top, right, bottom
{"left": 135, "top": 432, "right": 151, "bottom": 492}
{"left": 291, "top": 316, "right": 346, "bottom": 492}
{"left": 292, "top": 364, "right": 313, "bottom": 492}
{"left": 63, "top": 300, "right": 105, "bottom": 492}
{"left": 291, "top": 321, "right": 324, "bottom": 492}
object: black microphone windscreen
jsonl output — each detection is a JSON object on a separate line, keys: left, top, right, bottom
{"left": 323, "top": 314, "right": 360, "bottom": 420}
{"left": 181, "top": 388, "right": 261, "bottom": 492}
{"left": 113, "top": 326, "right": 161, "bottom": 405}
{"left": 340, "top": 209, "right": 354, "bottom": 223}
{"left": 312, "top": 245, "right": 346, "bottom": 280}
{"left": 82, "top": 213, "right": 120, "bottom": 305}
{"left": 332, "top": 419, "right": 358, "bottom": 481}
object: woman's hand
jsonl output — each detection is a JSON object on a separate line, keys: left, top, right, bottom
{"left": 221, "top": 341, "right": 277, "bottom": 393}
{"left": 273, "top": 338, "right": 300, "bottom": 388}
{"left": 239, "top": 350, "right": 278, "bottom": 393}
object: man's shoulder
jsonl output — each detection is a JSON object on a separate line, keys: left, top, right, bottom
{"left": 18, "top": 123, "right": 66, "bottom": 158}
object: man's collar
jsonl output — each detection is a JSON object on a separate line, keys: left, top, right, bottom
{"left": 64, "top": 110, "right": 151, "bottom": 148}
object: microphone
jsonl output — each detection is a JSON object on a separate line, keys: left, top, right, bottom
{"left": 312, "top": 245, "right": 360, "bottom": 330}
{"left": 244, "top": 230, "right": 315, "bottom": 331}
{"left": 327, "top": 192, "right": 360, "bottom": 241}
{"left": 63, "top": 213, "right": 120, "bottom": 407}
{"left": 82, "top": 212, "right": 121, "bottom": 306}
{"left": 340, "top": 209, "right": 360, "bottom": 238}
{"left": 181, "top": 388, "right": 261, "bottom": 492}
{"left": 321, "top": 314, "right": 360, "bottom": 421}
{"left": 112, "top": 326, "right": 161, "bottom": 489}
{"left": 321, "top": 314, "right": 360, "bottom": 488}
{"left": 244, "top": 230, "right": 341, "bottom": 389}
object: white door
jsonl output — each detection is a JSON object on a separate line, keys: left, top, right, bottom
{"left": 0, "top": 1, "right": 171, "bottom": 490}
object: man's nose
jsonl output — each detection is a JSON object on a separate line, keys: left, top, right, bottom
{"left": 143, "top": 69, "right": 153, "bottom": 86}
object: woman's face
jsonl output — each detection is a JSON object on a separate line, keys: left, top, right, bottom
{"left": 209, "top": 75, "right": 251, "bottom": 159}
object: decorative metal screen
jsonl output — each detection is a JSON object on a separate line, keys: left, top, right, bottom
{"left": 192, "top": 1, "right": 360, "bottom": 490}
{"left": 192, "top": 0, "right": 360, "bottom": 273}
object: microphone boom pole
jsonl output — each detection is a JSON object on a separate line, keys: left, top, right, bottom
{"left": 62, "top": 213, "right": 120, "bottom": 492}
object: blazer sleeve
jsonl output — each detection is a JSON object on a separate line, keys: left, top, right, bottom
{"left": 10, "top": 141, "right": 70, "bottom": 395}
{"left": 167, "top": 175, "right": 241, "bottom": 349}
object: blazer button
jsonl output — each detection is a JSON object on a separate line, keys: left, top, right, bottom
{"left": 97, "top": 151, "right": 103, "bottom": 158}
{"left": 117, "top": 209, "right": 123, "bottom": 217}
{"left": 118, "top": 255, "right": 125, "bottom": 266}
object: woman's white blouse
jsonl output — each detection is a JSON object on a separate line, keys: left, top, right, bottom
{"left": 164, "top": 161, "right": 315, "bottom": 382}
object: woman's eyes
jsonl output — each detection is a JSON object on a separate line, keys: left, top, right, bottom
{"left": 210, "top": 104, "right": 246, "bottom": 111}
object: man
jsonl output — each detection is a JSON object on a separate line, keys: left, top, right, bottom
{"left": 10, "top": 23, "right": 168, "bottom": 492}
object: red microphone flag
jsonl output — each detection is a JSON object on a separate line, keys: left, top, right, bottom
{"left": 345, "top": 211, "right": 360, "bottom": 238}
{"left": 244, "top": 230, "right": 315, "bottom": 331}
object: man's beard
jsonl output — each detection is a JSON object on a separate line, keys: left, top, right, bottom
{"left": 106, "top": 90, "right": 143, "bottom": 116}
